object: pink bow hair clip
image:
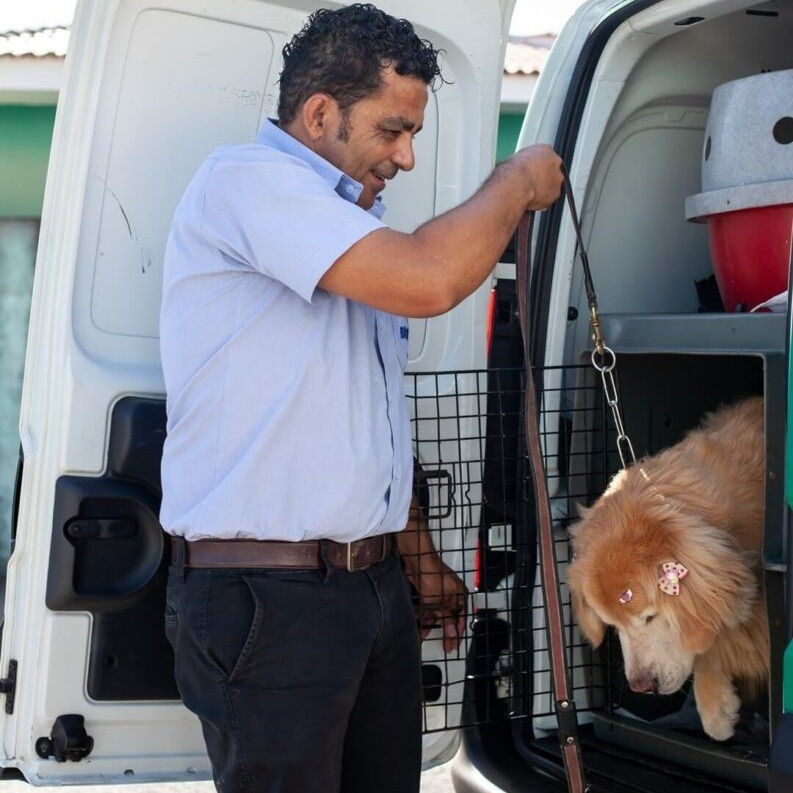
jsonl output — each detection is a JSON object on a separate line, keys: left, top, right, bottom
{"left": 658, "top": 562, "right": 689, "bottom": 596}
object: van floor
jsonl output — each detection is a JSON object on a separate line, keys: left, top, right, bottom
{"left": 530, "top": 719, "right": 767, "bottom": 793}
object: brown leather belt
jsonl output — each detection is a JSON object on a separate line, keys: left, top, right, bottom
{"left": 172, "top": 534, "right": 394, "bottom": 572}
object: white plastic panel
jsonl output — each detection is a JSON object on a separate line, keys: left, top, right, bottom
{"left": 87, "top": 9, "right": 276, "bottom": 338}
{"left": 65, "top": 0, "right": 496, "bottom": 373}
{"left": 583, "top": 105, "right": 711, "bottom": 314}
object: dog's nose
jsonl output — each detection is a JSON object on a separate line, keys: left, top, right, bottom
{"left": 628, "top": 675, "right": 658, "bottom": 694}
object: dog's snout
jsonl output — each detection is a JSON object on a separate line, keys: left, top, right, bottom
{"left": 629, "top": 674, "right": 658, "bottom": 694}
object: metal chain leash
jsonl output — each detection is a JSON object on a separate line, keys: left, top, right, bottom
{"left": 561, "top": 166, "right": 636, "bottom": 469}
{"left": 591, "top": 346, "right": 636, "bottom": 468}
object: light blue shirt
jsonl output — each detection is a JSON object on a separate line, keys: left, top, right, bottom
{"left": 159, "top": 120, "right": 413, "bottom": 542}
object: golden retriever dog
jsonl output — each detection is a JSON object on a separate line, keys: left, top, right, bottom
{"left": 568, "top": 396, "right": 768, "bottom": 741}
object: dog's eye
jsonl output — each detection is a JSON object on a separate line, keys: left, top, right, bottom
{"left": 644, "top": 614, "right": 656, "bottom": 624}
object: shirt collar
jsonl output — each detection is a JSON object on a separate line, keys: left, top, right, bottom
{"left": 257, "top": 119, "right": 386, "bottom": 220}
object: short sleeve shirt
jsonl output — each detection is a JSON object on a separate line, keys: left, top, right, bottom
{"left": 159, "top": 120, "right": 413, "bottom": 542}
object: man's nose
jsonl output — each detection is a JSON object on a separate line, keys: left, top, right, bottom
{"left": 392, "top": 136, "right": 416, "bottom": 172}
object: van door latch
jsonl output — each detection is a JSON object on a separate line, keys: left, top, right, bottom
{"left": 0, "top": 659, "right": 16, "bottom": 713}
{"left": 415, "top": 468, "right": 453, "bottom": 518}
{"left": 36, "top": 714, "right": 94, "bottom": 762}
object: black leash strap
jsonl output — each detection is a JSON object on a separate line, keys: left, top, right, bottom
{"left": 516, "top": 208, "right": 587, "bottom": 793}
{"left": 561, "top": 164, "right": 606, "bottom": 360}
{"left": 562, "top": 167, "right": 636, "bottom": 468}
{"left": 562, "top": 166, "right": 598, "bottom": 315}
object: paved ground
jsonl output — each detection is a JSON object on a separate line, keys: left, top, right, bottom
{"left": 0, "top": 759, "right": 454, "bottom": 791}
{"left": 422, "top": 760, "right": 455, "bottom": 792}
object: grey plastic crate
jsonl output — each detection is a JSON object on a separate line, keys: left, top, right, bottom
{"left": 686, "top": 69, "right": 793, "bottom": 220}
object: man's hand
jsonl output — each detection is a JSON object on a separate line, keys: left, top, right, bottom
{"left": 404, "top": 555, "right": 467, "bottom": 654}
{"left": 398, "top": 497, "right": 468, "bottom": 653}
{"left": 501, "top": 143, "right": 564, "bottom": 213}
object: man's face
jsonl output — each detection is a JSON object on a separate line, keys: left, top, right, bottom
{"left": 316, "top": 67, "right": 428, "bottom": 210}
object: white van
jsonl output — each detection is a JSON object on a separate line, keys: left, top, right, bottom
{"left": 1, "top": 0, "right": 791, "bottom": 791}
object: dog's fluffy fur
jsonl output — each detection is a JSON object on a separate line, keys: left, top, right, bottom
{"left": 567, "top": 396, "right": 768, "bottom": 741}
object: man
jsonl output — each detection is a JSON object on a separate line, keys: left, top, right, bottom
{"left": 160, "top": 4, "right": 563, "bottom": 792}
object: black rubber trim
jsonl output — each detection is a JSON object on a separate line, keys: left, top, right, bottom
{"left": 770, "top": 713, "right": 793, "bottom": 791}
{"left": 528, "top": 0, "right": 660, "bottom": 367}
{"left": 785, "top": 276, "right": 793, "bottom": 640}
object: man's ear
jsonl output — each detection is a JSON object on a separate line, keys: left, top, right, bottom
{"left": 301, "top": 93, "right": 337, "bottom": 140}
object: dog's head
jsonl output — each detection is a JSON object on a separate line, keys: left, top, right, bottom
{"left": 567, "top": 467, "right": 757, "bottom": 696}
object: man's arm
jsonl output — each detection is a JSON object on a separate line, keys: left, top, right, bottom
{"left": 318, "top": 144, "right": 564, "bottom": 318}
{"left": 398, "top": 496, "right": 467, "bottom": 654}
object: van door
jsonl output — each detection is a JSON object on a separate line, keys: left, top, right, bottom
{"left": 1, "top": 0, "right": 513, "bottom": 783}
{"left": 501, "top": 0, "right": 793, "bottom": 790}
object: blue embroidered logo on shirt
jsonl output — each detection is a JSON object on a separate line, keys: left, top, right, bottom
{"left": 400, "top": 325, "right": 409, "bottom": 340}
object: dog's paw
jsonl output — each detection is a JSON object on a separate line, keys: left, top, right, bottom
{"left": 698, "top": 687, "right": 741, "bottom": 741}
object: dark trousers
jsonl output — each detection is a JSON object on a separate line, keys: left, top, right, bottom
{"left": 165, "top": 552, "right": 422, "bottom": 793}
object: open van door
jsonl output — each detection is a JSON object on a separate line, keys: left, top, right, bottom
{"left": 453, "top": 1, "right": 793, "bottom": 792}
{"left": 0, "top": 0, "right": 514, "bottom": 784}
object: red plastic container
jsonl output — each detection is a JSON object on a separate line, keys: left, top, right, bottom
{"left": 705, "top": 203, "right": 793, "bottom": 311}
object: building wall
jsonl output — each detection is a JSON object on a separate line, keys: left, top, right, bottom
{"left": 0, "top": 105, "right": 53, "bottom": 575}
{"left": 0, "top": 105, "right": 56, "bottom": 218}
{"left": 0, "top": 219, "right": 35, "bottom": 569}
{"left": 496, "top": 111, "right": 524, "bottom": 162}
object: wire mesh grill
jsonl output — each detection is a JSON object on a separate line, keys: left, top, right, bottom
{"left": 405, "top": 365, "right": 618, "bottom": 734}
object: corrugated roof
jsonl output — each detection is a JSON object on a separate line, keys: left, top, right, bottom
{"left": 0, "top": 26, "right": 554, "bottom": 75}
{"left": 504, "top": 35, "right": 554, "bottom": 76}
{"left": 0, "top": 26, "right": 70, "bottom": 57}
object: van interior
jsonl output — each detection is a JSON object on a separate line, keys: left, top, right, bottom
{"left": 455, "top": 2, "right": 792, "bottom": 791}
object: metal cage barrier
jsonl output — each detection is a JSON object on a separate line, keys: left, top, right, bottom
{"left": 404, "top": 365, "right": 619, "bottom": 735}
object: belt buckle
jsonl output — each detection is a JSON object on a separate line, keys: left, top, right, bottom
{"left": 346, "top": 541, "right": 359, "bottom": 573}
{"left": 345, "top": 537, "right": 387, "bottom": 572}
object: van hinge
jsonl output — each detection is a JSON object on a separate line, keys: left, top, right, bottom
{"left": 35, "top": 715, "right": 94, "bottom": 762}
{"left": 0, "top": 660, "right": 17, "bottom": 714}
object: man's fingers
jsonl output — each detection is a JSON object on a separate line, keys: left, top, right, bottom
{"left": 442, "top": 614, "right": 464, "bottom": 653}
{"left": 414, "top": 570, "right": 468, "bottom": 650}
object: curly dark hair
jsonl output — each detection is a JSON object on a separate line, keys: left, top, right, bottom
{"left": 278, "top": 4, "right": 443, "bottom": 126}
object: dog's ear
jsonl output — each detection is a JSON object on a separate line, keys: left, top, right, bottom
{"left": 570, "top": 586, "right": 607, "bottom": 648}
{"left": 677, "top": 617, "right": 716, "bottom": 655}
{"left": 671, "top": 522, "right": 757, "bottom": 655}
